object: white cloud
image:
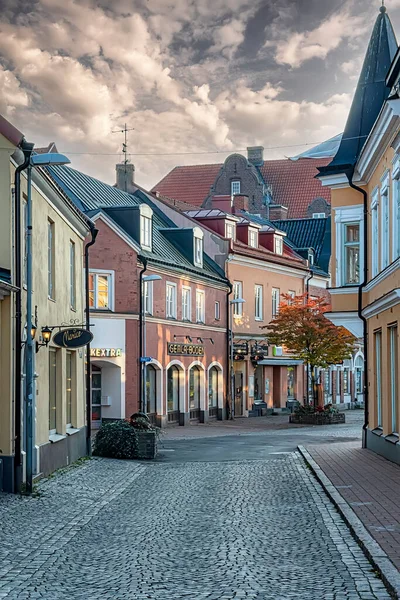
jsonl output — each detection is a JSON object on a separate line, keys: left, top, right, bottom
{"left": 210, "top": 19, "right": 246, "bottom": 58}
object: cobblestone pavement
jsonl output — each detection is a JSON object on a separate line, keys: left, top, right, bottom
{"left": 0, "top": 437, "right": 392, "bottom": 600}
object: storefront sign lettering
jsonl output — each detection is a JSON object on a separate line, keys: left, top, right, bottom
{"left": 90, "top": 348, "right": 122, "bottom": 358}
{"left": 53, "top": 328, "right": 93, "bottom": 349}
{"left": 167, "top": 342, "right": 204, "bottom": 357}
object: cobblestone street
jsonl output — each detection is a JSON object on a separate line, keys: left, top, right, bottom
{"left": 0, "top": 418, "right": 392, "bottom": 599}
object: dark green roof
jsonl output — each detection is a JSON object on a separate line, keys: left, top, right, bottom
{"left": 319, "top": 6, "right": 397, "bottom": 177}
{"left": 47, "top": 165, "right": 227, "bottom": 284}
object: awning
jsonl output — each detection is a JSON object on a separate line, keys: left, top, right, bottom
{"left": 257, "top": 359, "right": 303, "bottom": 366}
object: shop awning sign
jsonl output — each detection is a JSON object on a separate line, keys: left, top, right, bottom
{"left": 53, "top": 328, "right": 93, "bottom": 349}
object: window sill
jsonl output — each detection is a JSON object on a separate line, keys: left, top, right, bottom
{"left": 49, "top": 433, "right": 66, "bottom": 444}
{"left": 48, "top": 297, "right": 56, "bottom": 303}
{"left": 66, "top": 427, "right": 80, "bottom": 436}
{"left": 372, "top": 427, "right": 383, "bottom": 437}
{"left": 255, "top": 318, "right": 263, "bottom": 322}
{"left": 385, "top": 433, "right": 399, "bottom": 445}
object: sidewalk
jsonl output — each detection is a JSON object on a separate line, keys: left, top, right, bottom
{"left": 300, "top": 441, "right": 400, "bottom": 582}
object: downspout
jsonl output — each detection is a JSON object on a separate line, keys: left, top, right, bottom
{"left": 345, "top": 168, "right": 368, "bottom": 448}
{"left": 138, "top": 256, "right": 148, "bottom": 415}
{"left": 305, "top": 268, "right": 314, "bottom": 405}
{"left": 85, "top": 226, "right": 99, "bottom": 457}
{"left": 14, "top": 140, "right": 34, "bottom": 493}
{"left": 226, "top": 281, "right": 233, "bottom": 420}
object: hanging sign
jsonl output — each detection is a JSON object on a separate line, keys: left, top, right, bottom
{"left": 167, "top": 342, "right": 204, "bottom": 356}
{"left": 53, "top": 328, "right": 93, "bottom": 349}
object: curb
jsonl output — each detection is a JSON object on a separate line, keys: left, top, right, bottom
{"left": 298, "top": 445, "right": 400, "bottom": 599}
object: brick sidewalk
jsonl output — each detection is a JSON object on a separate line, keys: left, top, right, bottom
{"left": 306, "top": 441, "right": 400, "bottom": 571}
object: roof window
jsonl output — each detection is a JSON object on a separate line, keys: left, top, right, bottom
{"left": 193, "top": 227, "right": 204, "bottom": 268}
{"left": 140, "top": 204, "right": 153, "bottom": 251}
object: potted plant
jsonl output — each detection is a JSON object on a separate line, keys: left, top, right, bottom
{"left": 93, "top": 412, "right": 160, "bottom": 460}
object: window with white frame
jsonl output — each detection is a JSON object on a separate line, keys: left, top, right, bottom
{"left": 144, "top": 280, "right": 153, "bottom": 315}
{"left": 70, "top": 240, "right": 76, "bottom": 310}
{"left": 380, "top": 176, "right": 389, "bottom": 270}
{"left": 313, "top": 213, "right": 325, "bottom": 218}
{"left": 48, "top": 219, "right": 55, "bottom": 299}
{"left": 392, "top": 158, "right": 400, "bottom": 260}
{"left": 225, "top": 221, "right": 236, "bottom": 240}
{"left": 231, "top": 180, "right": 241, "bottom": 195}
{"left": 288, "top": 290, "right": 295, "bottom": 305}
{"left": 374, "top": 330, "right": 382, "bottom": 428}
{"left": 233, "top": 281, "right": 243, "bottom": 316}
{"left": 308, "top": 249, "right": 314, "bottom": 266}
{"left": 335, "top": 206, "right": 363, "bottom": 287}
{"left": 343, "top": 223, "right": 360, "bottom": 285}
{"left": 215, "top": 301, "right": 220, "bottom": 320}
{"left": 389, "top": 325, "right": 398, "bottom": 433}
{"left": 182, "top": 286, "right": 191, "bottom": 321}
{"left": 248, "top": 229, "right": 258, "bottom": 248}
{"left": 49, "top": 348, "right": 57, "bottom": 434}
{"left": 274, "top": 235, "right": 283, "bottom": 255}
{"left": 166, "top": 282, "right": 177, "bottom": 319}
{"left": 193, "top": 228, "right": 203, "bottom": 268}
{"left": 196, "top": 289, "right": 205, "bottom": 323}
{"left": 371, "top": 190, "right": 379, "bottom": 278}
{"left": 140, "top": 205, "right": 153, "bottom": 250}
{"left": 343, "top": 367, "right": 350, "bottom": 394}
{"left": 255, "top": 284, "right": 263, "bottom": 321}
{"left": 89, "top": 272, "right": 112, "bottom": 310}
{"left": 272, "top": 287, "right": 280, "bottom": 317}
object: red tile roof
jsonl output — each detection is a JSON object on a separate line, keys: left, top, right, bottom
{"left": 152, "top": 157, "right": 332, "bottom": 219}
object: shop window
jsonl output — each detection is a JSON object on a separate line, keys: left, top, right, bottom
{"left": 49, "top": 348, "right": 57, "bottom": 434}
{"left": 389, "top": 325, "right": 398, "bottom": 433}
{"left": 355, "top": 356, "right": 363, "bottom": 394}
{"left": 89, "top": 271, "right": 113, "bottom": 310}
{"left": 189, "top": 366, "right": 201, "bottom": 415}
{"left": 167, "top": 366, "right": 180, "bottom": 420}
{"left": 146, "top": 365, "right": 157, "bottom": 415}
{"left": 343, "top": 367, "right": 350, "bottom": 394}
{"left": 208, "top": 367, "right": 219, "bottom": 410}
{"left": 374, "top": 331, "right": 382, "bottom": 427}
{"left": 66, "top": 351, "right": 74, "bottom": 427}
{"left": 287, "top": 367, "right": 295, "bottom": 399}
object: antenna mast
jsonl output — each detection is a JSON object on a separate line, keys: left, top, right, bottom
{"left": 112, "top": 123, "right": 135, "bottom": 165}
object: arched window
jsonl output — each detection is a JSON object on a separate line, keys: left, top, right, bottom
{"left": 146, "top": 365, "right": 157, "bottom": 415}
{"left": 209, "top": 367, "right": 219, "bottom": 418}
{"left": 167, "top": 366, "right": 180, "bottom": 422}
{"left": 189, "top": 366, "right": 200, "bottom": 410}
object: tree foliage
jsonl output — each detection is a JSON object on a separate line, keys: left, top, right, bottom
{"left": 262, "top": 294, "right": 356, "bottom": 370}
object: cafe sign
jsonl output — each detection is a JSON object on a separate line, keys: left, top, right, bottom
{"left": 90, "top": 348, "right": 122, "bottom": 358}
{"left": 167, "top": 342, "right": 204, "bottom": 357}
{"left": 53, "top": 328, "right": 93, "bottom": 349}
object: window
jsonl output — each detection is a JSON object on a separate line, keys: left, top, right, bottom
{"left": 140, "top": 205, "right": 153, "bottom": 250}
{"left": 343, "top": 223, "right": 360, "bottom": 285}
{"left": 89, "top": 272, "right": 112, "bottom": 310}
{"left": 313, "top": 213, "right": 325, "bottom": 218}
{"left": 196, "top": 289, "right": 205, "bottom": 323}
{"left": 248, "top": 229, "right": 258, "bottom": 248}
{"left": 393, "top": 174, "right": 400, "bottom": 260}
{"left": 189, "top": 366, "right": 201, "bottom": 410}
{"left": 91, "top": 365, "right": 102, "bottom": 423}
{"left": 225, "top": 222, "right": 236, "bottom": 240}
{"left": 146, "top": 365, "right": 157, "bottom": 414}
{"left": 70, "top": 241, "right": 76, "bottom": 310}
{"left": 231, "top": 180, "right": 241, "bottom": 195}
{"left": 167, "top": 366, "right": 180, "bottom": 416}
{"left": 144, "top": 280, "right": 153, "bottom": 315}
{"left": 389, "top": 325, "right": 398, "bottom": 433}
{"left": 255, "top": 284, "right": 263, "bottom": 321}
{"left": 274, "top": 236, "right": 283, "bottom": 255}
{"left": 288, "top": 290, "right": 296, "bottom": 304}
{"left": 233, "top": 281, "right": 243, "bottom": 316}
{"left": 371, "top": 191, "right": 379, "bottom": 278}
{"left": 209, "top": 367, "right": 219, "bottom": 410}
{"left": 193, "top": 228, "right": 203, "bottom": 267}
{"left": 272, "top": 288, "right": 280, "bottom": 317}
{"left": 374, "top": 331, "right": 382, "bottom": 428}
{"left": 49, "top": 348, "right": 57, "bottom": 434}
{"left": 381, "top": 180, "right": 389, "bottom": 270}
{"left": 355, "top": 356, "right": 363, "bottom": 395}
{"left": 66, "top": 351, "right": 73, "bottom": 427}
{"left": 308, "top": 250, "right": 314, "bottom": 266}
{"left": 343, "top": 367, "right": 350, "bottom": 394}
{"left": 166, "top": 282, "right": 177, "bottom": 318}
{"left": 215, "top": 301, "right": 220, "bottom": 320}
{"left": 182, "top": 286, "right": 191, "bottom": 321}
{"left": 48, "top": 219, "right": 55, "bottom": 299}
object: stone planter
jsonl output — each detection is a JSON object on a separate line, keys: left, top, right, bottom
{"left": 134, "top": 430, "right": 158, "bottom": 459}
{"left": 289, "top": 412, "right": 346, "bottom": 425}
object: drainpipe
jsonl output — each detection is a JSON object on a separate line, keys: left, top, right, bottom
{"left": 14, "top": 140, "right": 34, "bottom": 493}
{"left": 85, "top": 226, "right": 98, "bottom": 457}
{"left": 345, "top": 168, "right": 368, "bottom": 448}
{"left": 226, "top": 281, "right": 233, "bottom": 420}
{"left": 305, "top": 269, "right": 314, "bottom": 405}
{"left": 138, "top": 256, "right": 148, "bottom": 415}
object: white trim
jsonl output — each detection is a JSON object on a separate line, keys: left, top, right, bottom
{"left": 380, "top": 174, "right": 390, "bottom": 271}
{"left": 325, "top": 311, "right": 363, "bottom": 338}
{"left": 91, "top": 311, "right": 227, "bottom": 332}
{"left": 362, "top": 289, "right": 400, "bottom": 320}
{"left": 392, "top": 173, "right": 400, "bottom": 261}
{"left": 328, "top": 286, "right": 359, "bottom": 295}
{"left": 308, "top": 276, "right": 328, "bottom": 289}
{"left": 371, "top": 188, "right": 379, "bottom": 278}
{"left": 145, "top": 264, "right": 229, "bottom": 291}
{"left": 318, "top": 173, "right": 349, "bottom": 188}
{"left": 365, "top": 257, "right": 400, "bottom": 292}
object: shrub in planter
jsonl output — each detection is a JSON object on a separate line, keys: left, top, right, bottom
{"left": 93, "top": 413, "right": 160, "bottom": 460}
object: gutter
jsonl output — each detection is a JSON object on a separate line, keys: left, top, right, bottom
{"left": 226, "top": 280, "right": 233, "bottom": 420}
{"left": 345, "top": 168, "right": 369, "bottom": 448}
{"left": 138, "top": 256, "right": 148, "bottom": 414}
{"left": 85, "top": 226, "right": 99, "bottom": 456}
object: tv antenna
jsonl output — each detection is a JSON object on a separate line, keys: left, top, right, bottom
{"left": 112, "top": 123, "right": 135, "bottom": 164}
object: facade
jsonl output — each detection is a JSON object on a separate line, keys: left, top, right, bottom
{"left": 47, "top": 164, "right": 229, "bottom": 427}
{"left": 318, "top": 6, "right": 400, "bottom": 460}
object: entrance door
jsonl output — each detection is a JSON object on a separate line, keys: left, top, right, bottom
{"left": 146, "top": 365, "right": 157, "bottom": 419}
{"left": 208, "top": 367, "right": 219, "bottom": 418}
{"left": 91, "top": 365, "right": 102, "bottom": 428}
{"left": 234, "top": 371, "right": 244, "bottom": 416}
{"left": 189, "top": 366, "right": 200, "bottom": 420}
{"left": 167, "top": 366, "right": 180, "bottom": 423}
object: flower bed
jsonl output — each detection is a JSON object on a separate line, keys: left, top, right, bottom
{"left": 93, "top": 413, "right": 159, "bottom": 460}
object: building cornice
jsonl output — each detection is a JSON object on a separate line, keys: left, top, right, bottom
{"left": 328, "top": 286, "right": 359, "bottom": 295}
{"left": 325, "top": 311, "right": 363, "bottom": 338}
{"left": 229, "top": 254, "right": 308, "bottom": 279}
{"left": 318, "top": 173, "right": 349, "bottom": 188}
{"left": 362, "top": 288, "right": 400, "bottom": 319}
{"left": 364, "top": 258, "right": 400, "bottom": 292}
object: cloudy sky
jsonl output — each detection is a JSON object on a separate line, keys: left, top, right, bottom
{"left": 1, "top": 0, "right": 400, "bottom": 189}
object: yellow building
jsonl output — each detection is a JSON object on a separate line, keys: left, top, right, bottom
{"left": 0, "top": 115, "right": 92, "bottom": 492}
{"left": 318, "top": 6, "right": 400, "bottom": 464}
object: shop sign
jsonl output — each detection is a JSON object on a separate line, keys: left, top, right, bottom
{"left": 167, "top": 342, "right": 204, "bottom": 357}
{"left": 53, "top": 328, "right": 93, "bottom": 349}
{"left": 90, "top": 348, "right": 122, "bottom": 357}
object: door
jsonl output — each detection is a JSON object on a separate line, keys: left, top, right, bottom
{"left": 167, "top": 366, "right": 180, "bottom": 423}
{"left": 235, "top": 371, "right": 244, "bottom": 416}
{"left": 91, "top": 365, "right": 102, "bottom": 428}
{"left": 208, "top": 367, "right": 219, "bottom": 418}
{"left": 189, "top": 366, "right": 200, "bottom": 420}
{"left": 146, "top": 365, "right": 157, "bottom": 417}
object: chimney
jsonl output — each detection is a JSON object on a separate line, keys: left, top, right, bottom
{"left": 269, "top": 205, "right": 288, "bottom": 221}
{"left": 211, "top": 195, "right": 233, "bottom": 213}
{"left": 247, "top": 146, "right": 264, "bottom": 167}
{"left": 232, "top": 195, "right": 249, "bottom": 213}
{"left": 116, "top": 162, "right": 135, "bottom": 193}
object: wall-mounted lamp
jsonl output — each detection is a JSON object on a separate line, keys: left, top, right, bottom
{"left": 30, "top": 323, "right": 37, "bottom": 340}
{"left": 36, "top": 326, "right": 53, "bottom": 353}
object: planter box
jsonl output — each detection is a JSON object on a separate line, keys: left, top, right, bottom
{"left": 289, "top": 412, "right": 346, "bottom": 425}
{"left": 135, "top": 430, "right": 158, "bottom": 459}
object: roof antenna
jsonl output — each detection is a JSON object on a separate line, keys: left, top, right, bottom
{"left": 112, "top": 123, "right": 135, "bottom": 165}
{"left": 380, "top": 0, "right": 386, "bottom": 12}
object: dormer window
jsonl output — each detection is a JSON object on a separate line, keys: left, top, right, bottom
{"left": 231, "top": 180, "right": 241, "bottom": 196}
{"left": 193, "top": 227, "right": 204, "bottom": 268}
{"left": 248, "top": 228, "right": 258, "bottom": 248}
{"left": 308, "top": 249, "right": 314, "bottom": 266}
{"left": 140, "top": 204, "right": 153, "bottom": 250}
{"left": 225, "top": 221, "right": 236, "bottom": 240}
{"left": 274, "top": 235, "right": 283, "bottom": 255}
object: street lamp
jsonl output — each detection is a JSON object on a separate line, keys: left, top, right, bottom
{"left": 229, "top": 298, "right": 245, "bottom": 420}
{"left": 141, "top": 274, "right": 161, "bottom": 414}
{"left": 25, "top": 151, "right": 70, "bottom": 494}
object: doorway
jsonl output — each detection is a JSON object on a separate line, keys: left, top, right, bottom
{"left": 234, "top": 371, "right": 244, "bottom": 416}
{"left": 189, "top": 366, "right": 201, "bottom": 420}
{"left": 91, "top": 365, "right": 102, "bottom": 428}
{"left": 146, "top": 365, "right": 157, "bottom": 420}
{"left": 167, "top": 365, "right": 180, "bottom": 423}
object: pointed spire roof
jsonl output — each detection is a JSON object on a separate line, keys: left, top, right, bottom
{"left": 318, "top": 5, "right": 397, "bottom": 177}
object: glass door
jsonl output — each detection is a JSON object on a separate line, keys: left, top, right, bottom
{"left": 91, "top": 365, "right": 102, "bottom": 427}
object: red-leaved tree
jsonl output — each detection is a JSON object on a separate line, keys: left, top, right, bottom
{"left": 262, "top": 294, "right": 356, "bottom": 405}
